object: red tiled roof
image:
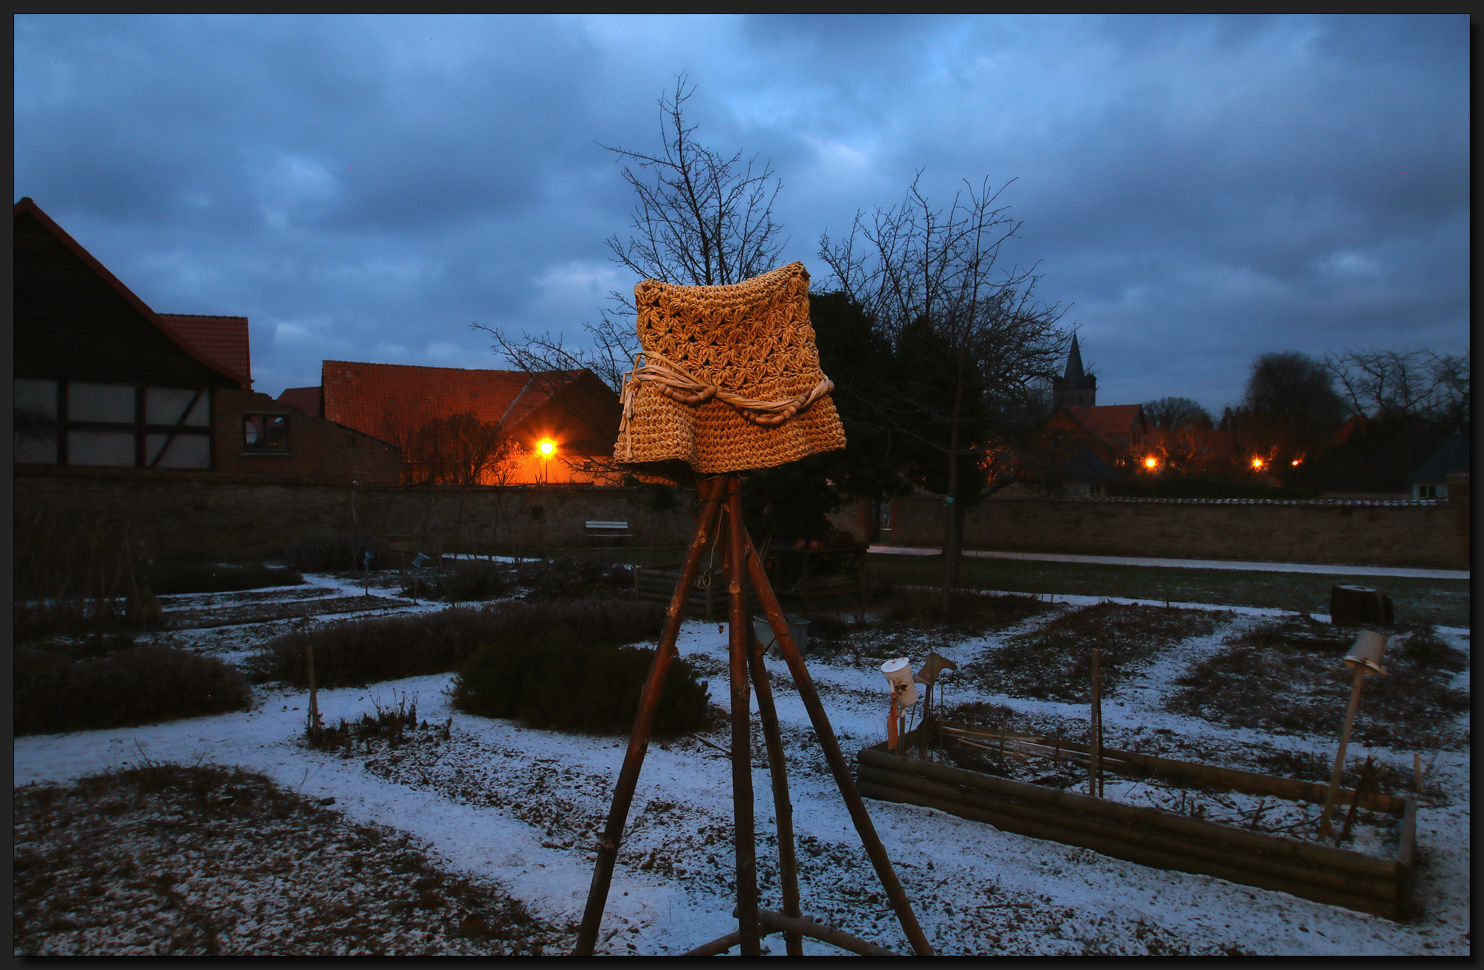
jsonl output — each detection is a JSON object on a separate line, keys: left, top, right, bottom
{"left": 158, "top": 314, "right": 251, "bottom": 387}
{"left": 1066, "top": 404, "right": 1146, "bottom": 437}
{"left": 277, "top": 386, "right": 322, "bottom": 416}
{"left": 320, "top": 360, "right": 586, "bottom": 442}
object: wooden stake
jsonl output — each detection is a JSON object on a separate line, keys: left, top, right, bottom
{"left": 1090, "top": 648, "right": 1103, "bottom": 798}
{"left": 746, "top": 631, "right": 802, "bottom": 955}
{"left": 723, "top": 478, "right": 761, "bottom": 956}
{"left": 306, "top": 640, "right": 321, "bottom": 740}
{"left": 1317, "top": 667, "right": 1368, "bottom": 839}
{"left": 574, "top": 478, "right": 725, "bottom": 955}
{"left": 1414, "top": 752, "right": 1423, "bottom": 794}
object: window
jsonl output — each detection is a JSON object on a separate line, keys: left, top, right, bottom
{"left": 1417, "top": 484, "right": 1443, "bottom": 500}
{"left": 17, "top": 381, "right": 213, "bottom": 469}
{"left": 244, "top": 414, "right": 289, "bottom": 452}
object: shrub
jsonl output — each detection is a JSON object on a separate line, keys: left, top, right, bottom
{"left": 246, "top": 599, "right": 667, "bottom": 689}
{"left": 307, "top": 692, "right": 449, "bottom": 752}
{"left": 15, "top": 643, "right": 251, "bottom": 735}
{"left": 514, "top": 555, "right": 631, "bottom": 599}
{"left": 449, "top": 630, "right": 710, "bottom": 735}
{"left": 401, "top": 561, "right": 513, "bottom": 603}
{"left": 285, "top": 531, "right": 383, "bottom": 574}
{"left": 884, "top": 588, "right": 1052, "bottom": 633}
{"left": 14, "top": 501, "right": 162, "bottom": 638}
{"left": 147, "top": 561, "right": 305, "bottom": 595}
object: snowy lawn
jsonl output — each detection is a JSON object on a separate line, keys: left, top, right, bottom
{"left": 13, "top": 573, "right": 1471, "bottom": 956}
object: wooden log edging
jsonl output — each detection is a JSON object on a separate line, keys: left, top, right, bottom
{"left": 858, "top": 743, "right": 1414, "bottom": 920}
{"left": 937, "top": 721, "right": 1406, "bottom": 815}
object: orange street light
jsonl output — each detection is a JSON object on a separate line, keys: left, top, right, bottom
{"left": 1143, "top": 456, "right": 1158, "bottom": 470}
{"left": 538, "top": 439, "right": 555, "bottom": 457}
{"left": 1291, "top": 458, "right": 1303, "bottom": 467}
{"left": 1250, "top": 456, "right": 1266, "bottom": 471}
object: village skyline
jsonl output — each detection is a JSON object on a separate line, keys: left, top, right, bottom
{"left": 14, "top": 14, "right": 1470, "bottom": 415}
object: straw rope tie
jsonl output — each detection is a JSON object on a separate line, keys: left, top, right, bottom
{"left": 619, "top": 352, "right": 834, "bottom": 458}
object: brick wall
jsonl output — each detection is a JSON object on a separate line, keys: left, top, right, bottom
{"left": 14, "top": 468, "right": 702, "bottom": 562}
{"left": 832, "top": 493, "right": 1466, "bottom": 570}
{"left": 214, "top": 388, "right": 403, "bottom": 484}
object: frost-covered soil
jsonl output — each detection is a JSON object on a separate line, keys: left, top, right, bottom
{"left": 13, "top": 573, "right": 1472, "bottom": 956}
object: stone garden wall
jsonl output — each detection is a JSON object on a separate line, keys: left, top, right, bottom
{"left": 14, "top": 467, "right": 700, "bottom": 562}
{"left": 871, "top": 491, "right": 1468, "bottom": 570}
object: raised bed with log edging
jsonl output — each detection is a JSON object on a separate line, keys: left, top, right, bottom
{"left": 857, "top": 724, "right": 1416, "bottom": 920}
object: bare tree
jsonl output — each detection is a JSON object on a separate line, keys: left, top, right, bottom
{"left": 1142, "top": 396, "right": 1213, "bottom": 431}
{"left": 818, "top": 171, "right": 1070, "bottom": 598}
{"left": 381, "top": 409, "right": 520, "bottom": 486}
{"left": 478, "top": 72, "right": 787, "bottom": 397}
{"left": 1324, "top": 348, "right": 1470, "bottom": 425}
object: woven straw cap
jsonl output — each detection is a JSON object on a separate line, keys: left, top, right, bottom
{"left": 614, "top": 261, "right": 847, "bottom": 474}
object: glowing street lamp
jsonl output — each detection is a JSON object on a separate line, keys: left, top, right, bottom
{"left": 1250, "top": 456, "right": 1266, "bottom": 472}
{"left": 1143, "top": 455, "right": 1159, "bottom": 471}
{"left": 537, "top": 438, "right": 556, "bottom": 484}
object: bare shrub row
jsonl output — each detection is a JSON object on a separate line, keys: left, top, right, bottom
{"left": 14, "top": 642, "right": 252, "bottom": 735}
{"left": 246, "top": 599, "right": 668, "bottom": 689}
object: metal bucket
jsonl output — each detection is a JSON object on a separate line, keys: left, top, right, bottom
{"left": 753, "top": 613, "right": 810, "bottom": 655}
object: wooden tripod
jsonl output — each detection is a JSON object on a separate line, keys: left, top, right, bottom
{"left": 573, "top": 475, "right": 932, "bottom": 956}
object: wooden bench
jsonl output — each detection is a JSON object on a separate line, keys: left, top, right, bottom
{"left": 585, "top": 520, "right": 633, "bottom": 546}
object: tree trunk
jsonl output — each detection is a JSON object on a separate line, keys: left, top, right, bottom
{"left": 941, "top": 357, "right": 965, "bottom": 607}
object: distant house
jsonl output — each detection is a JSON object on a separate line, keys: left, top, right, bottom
{"left": 280, "top": 360, "right": 623, "bottom": 485}
{"left": 1405, "top": 430, "right": 1469, "bottom": 499}
{"left": 13, "top": 197, "right": 401, "bottom": 484}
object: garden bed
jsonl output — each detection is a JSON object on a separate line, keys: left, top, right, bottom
{"left": 857, "top": 721, "right": 1416, "bottom": 920}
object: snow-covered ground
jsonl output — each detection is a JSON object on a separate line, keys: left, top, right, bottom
{"left": 13, "top": 578, "right": 1471, "bottom": 956}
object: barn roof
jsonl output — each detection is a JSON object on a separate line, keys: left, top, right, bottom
{"left": 319, "top": 359, "right": 595, "bottom": 440}
{"left": 158, "top": 314, "right": 251, "bottom": 387}
{"left": 13, "top": 197, "right": 251, "bottom": 390}
{"left": 277, "top": 386, "right": 323, "bottom": 416}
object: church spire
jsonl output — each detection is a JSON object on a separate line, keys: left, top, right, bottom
{"left": 1053, "top": 333, "right": 1096, "bottom": 409}
{"left": 1063, "top": 334, "right": 1086, "bottom": 383}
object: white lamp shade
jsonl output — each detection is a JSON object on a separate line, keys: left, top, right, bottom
{"left": 881, "top": 657, "right": 919, "bottom": 706}
{"left": 1343, "top": 630, "right": 1388, "bottom": 675}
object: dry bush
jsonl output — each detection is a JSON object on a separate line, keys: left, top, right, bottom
{"left": 408, "top": 561, "right": 513, "bottom": 603}
{"left": 449, "top": 630, "right": 710, "bottom": 735}
{"left": 285, "top": 531, "right": 385, "bottom": 574}
{"left": 147, "top": 561, "right": 305, "bottom": 595}
{"left": 246, "top": 599, "right": 667, "bottom": 689}
{"left": 882, "top": 588, "right": 1053, "bottom": 633}
{"left": 14, "top": 501, "right": 162, "bottom": 639}
{"left": 967, "top": 602, "right": 1226, "bottom": 703}
{"left": 1166, "top": 618, "right": 1469, "bottom": 743}
{"left": 513, "top": 556, "right": 632, "bottom": 599}
{"left": 14, "top": 643, "right": 251, "bottom": 735}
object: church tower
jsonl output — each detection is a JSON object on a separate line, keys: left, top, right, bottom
{"left": 1052, "top": 334, "right": 1096, "bottom": 409}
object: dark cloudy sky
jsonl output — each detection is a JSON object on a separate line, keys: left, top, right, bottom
{"left": 15, "top": 14, "right": 1470, "bottom": 416}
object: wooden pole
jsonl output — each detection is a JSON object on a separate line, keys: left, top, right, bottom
{"left": 1090, "top": 648, "right": 1102, "bottom": 798}
{"left": 1317, "top": 667, "right": 1367, "bottom": 839}
{"left": 306, "top": 640, "right": 321, "bottom": 740}
{"left": 723, "top": 477, "right": 761, "bottom": 956}
{"left": 573, "top": 477, "right": 725, "bottom": 955}
{"left": 888, "top": 696, "right": 900, "bottom": 755}
{"left": 743, "top": 536, "right": 933, "bottom": 956}
{"left": 746, "top": 623, "right": 803, "bottom": 955}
